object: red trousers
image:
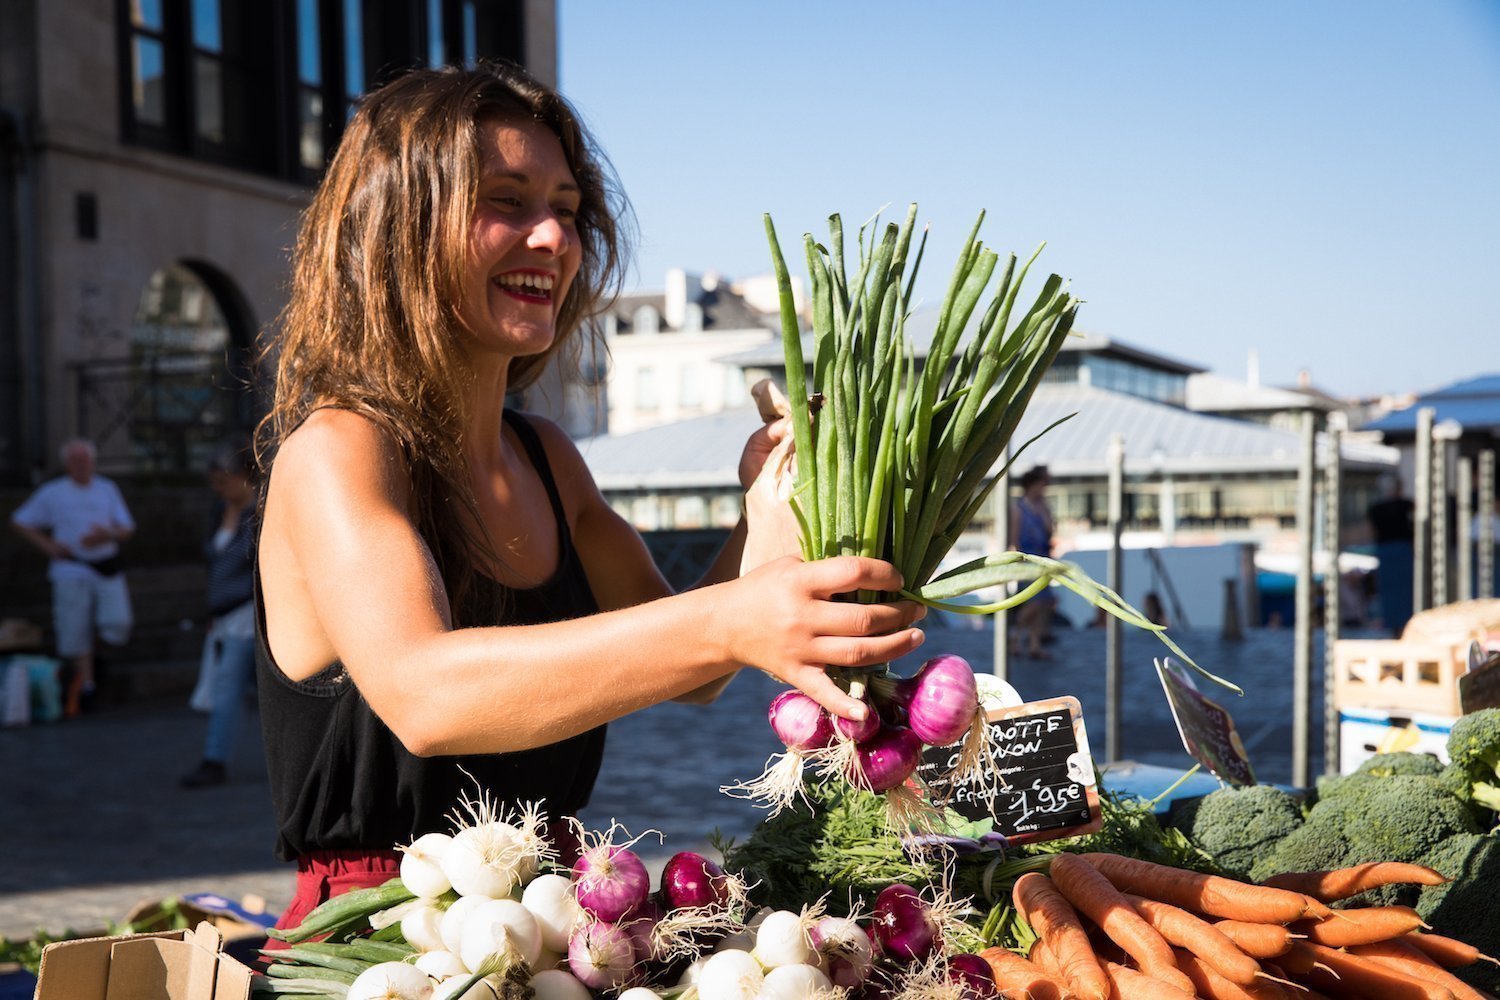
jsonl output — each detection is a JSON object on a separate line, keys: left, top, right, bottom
{"left": 264, "top": 822, "right": 581, "bottom": 951}
{"left": 263, "top": 849, "right": 403, "bottom": 952}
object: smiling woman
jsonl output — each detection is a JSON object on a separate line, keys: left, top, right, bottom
{"left": 252, "top": 60, "right": 927, "bottom": 945}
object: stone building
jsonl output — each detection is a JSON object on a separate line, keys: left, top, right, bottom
{"left": 0, "top": 0, "right": 557, "bottom": 676}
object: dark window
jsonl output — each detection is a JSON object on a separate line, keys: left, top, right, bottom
{"left": 118, "top": 0, "right": 532, "bottom": 181}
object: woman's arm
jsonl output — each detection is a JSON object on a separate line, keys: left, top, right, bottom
{"left": 262, "top": 411, "right": 924, "bottom": 758}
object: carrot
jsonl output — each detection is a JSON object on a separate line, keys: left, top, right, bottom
{"left": 1014, "top": 872, "right": 1111, "bottom": 1000}
{"left": 1127, "top": 892, "right": 1261, "bottom": 986}
{"left": 1280, "top": 940, "right": 1459, "bottom": 1000}
{"left": 1351, "top": 940, "right": 1495, "bottom": 1000}
{"left": 1050, "top": 854, "right": 1195, "bottom": 994}
{"left": 980, "top": 946, "right": 1071, "bottom": 1000}
{"left": 1262, "top": 863, "right": 1448, "bottom": 902}
{"left": 1102, "top": 959, "right": 1196, "bottom": 1000}
{"left": 1295, "top": 905, "right": 1429, "bottom": 947}
{"left": 1405, "top": 932, "right": 1500, "bottom": 970}
{"left": 1029, "top": 938, "right": 1067, "bottom": 980}
{"left": 1214, "top": 920, "right": 1303, "bottom": 959}
{"left": 1175, "top": 947, "right": 1289, "bottom": 1000}
{"left": 1080, "top": 852, "right": 1330, "bottom": 923}
{"left": 1262, "top": 962, "right": 1338, "bottom": 1000}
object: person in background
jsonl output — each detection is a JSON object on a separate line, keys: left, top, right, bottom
{"left": 10, "top": 438, "right": 135, "bottom": 716}
{"left": 180, "top": 440, "right": 259, "bottom": 788}
{"left": 1367, "top": 472, "right": 1415, "bottom": 636}
{"left": 254, "top": 61, "right": 923, "bottom": 941}
{"left": 1010, "top": 465, "right": 1057, "bottom": 658}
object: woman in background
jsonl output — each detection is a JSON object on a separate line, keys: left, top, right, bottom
{"left": 181, "top": 440, "right": 259, "bottom": 788}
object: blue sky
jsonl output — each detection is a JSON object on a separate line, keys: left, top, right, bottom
{"left": 556, "top": 1, "right": 1499, "bottom": 401}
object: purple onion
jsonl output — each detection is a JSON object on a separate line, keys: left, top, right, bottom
{"left": 659, "top": 851, "right": 728, "bottom": 910}
{"left": 872, "top": 884, "right": 938, "bottom": 965}
{"left": 904, "top": 654, "right": 979, "bottom": 746}
{"left": 622, "top": 898, "right": 665, "bottom": 965}
{"left": 847, "top": 725, "right": 924, "bottom": 793}
{"left": 572, "top": 844, "right": 650, "bottom": 922}
{"left": 769, "top": 690, "right": 835, "bottom": 752}
{"left": 947, "top": 953, "right": 998, "bottom": 997}
{"left": 567, "top": 920, "right": 636, "bottom": 990}
{"left": 834, "top": 696, "right": 881, "bottom": 743}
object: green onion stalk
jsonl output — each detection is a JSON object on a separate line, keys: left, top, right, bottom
{"left": 733, "top": 205, "right": 1238, "bottom": 823}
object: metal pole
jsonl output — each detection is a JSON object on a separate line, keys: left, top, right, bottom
{"left": 1414, "top": 408, "right": 1434, "bottom": 614}
{"left": 1481, "top": 450, "right": 1496, "bottom": 600}
{"left": 1458, "top": 457, "right": 1473, "bottom": 603}
{"left": 1324, "top": 422, "right": 1342, "bottom": 776}
{"left": 1106, "top": 433, "right": 1125, "bottom": 765}
{"left": 993, "top": 453, "right": 1011, "bottom": 682}
{"left": 1433, "top": 433, "right": 1450, "bottom": 607}
{"left": 1294, "top": 410, "right": 1317, "bottom": 789}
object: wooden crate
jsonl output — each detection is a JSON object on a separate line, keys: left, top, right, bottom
{"left": 1333, "top": 639, "right": 1468, "bottom": 716}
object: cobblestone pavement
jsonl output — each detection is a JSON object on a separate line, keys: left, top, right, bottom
{"left": 2, "top": 622, "right": 1346, "bottom": 940}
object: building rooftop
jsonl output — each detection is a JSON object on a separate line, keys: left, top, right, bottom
{"left": 578, "top": 381, "right": 1398, "bottom": 491}
{"left": 719, "top": 312, "right": 1205, "bottom": 374}
{"left": 1360, "top": 374, "right": 1500, "bottom": 438}
{"left": 1186, "top": 372, "right": 1328, "bottom": 413}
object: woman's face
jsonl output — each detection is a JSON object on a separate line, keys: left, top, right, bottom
{"left": 459, "top": 118, "right": 584, "bottom": 362}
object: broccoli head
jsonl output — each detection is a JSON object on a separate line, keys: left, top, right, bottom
{"left": 1417, "top": 833, "right": 1500, "bottom": 993}
{"left": 1345, "top": 776, "right": 1484, "bottom": 862}
{"left": 1181, "top": 785, "right": 1303, "bottom": 880}
{"left": 1249, "top": 775, "right": 1482, "bottom": 905}
{"left": 1354, "top": 751, "right": 1444, "bottom": 778}
{"left": 1447, "top": 709, "right": 1500, "bottom": 815}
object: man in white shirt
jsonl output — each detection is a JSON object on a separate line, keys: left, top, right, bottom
{"left": 10, "top": 439, "right": 136, "bottom": 715}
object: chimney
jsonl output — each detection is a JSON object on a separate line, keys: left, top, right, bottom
{"left": 1246, "top": 349, "right": 1259, "bottom": 388}
{"left": 1298, "top": 368, "right": 1311, "bottom": 389}
{"left": 664, "top": 268, "right": 702, "bottom": 330}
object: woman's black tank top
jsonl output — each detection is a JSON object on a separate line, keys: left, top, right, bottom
{"left": 255, "top": 411, "right": 606, "bottom": 861}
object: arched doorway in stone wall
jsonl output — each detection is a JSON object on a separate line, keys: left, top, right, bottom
{"left": 77, "top": 260, "right": 257, "bottom": 478}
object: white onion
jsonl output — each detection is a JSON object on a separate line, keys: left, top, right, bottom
{"left": 811, "top": 915, "right": 874, "bottom": 988}
{"left": 534, "top": 946, "right": 566, "bottom": 971}
{"left": 752, "top": 910, "right": 813, "bottom": 968}
{"left": 443, "top": 822, "right": 525, "bottom": 898}
{"left": 528, "top": 969, "right": 593, "bottom": 1000}
{"left": 694, "top": 948, "right": 764, "bottom": 1000}
{"left": 413, "top": 951, "right": 468, "bottom": 979}
{"left": 459, "top": 898, "right": 543, "bottom": 974}
{"left": 401, "top": 832, "right": 454, "bottom": 899}
{"left": 440, "top": 895, "right": 494, "bottom": 955}
{"left": 759, "top": 963, "right": 832, "bottom": 998}
{"left": 430, "top": 976, "right": 497, "bottom": 1000}
{"left": 401, "top": 902, "right": 448, "bottom": 953}
{"left": 346, "top": 961, "right": 434, "bottom": 1000}
{"left": 520, "top": 872, "right": 581, "bottom": 953}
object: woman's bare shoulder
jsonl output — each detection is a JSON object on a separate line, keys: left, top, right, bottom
{"left": 269, "top": 408, "right": 410, "bottom": 503}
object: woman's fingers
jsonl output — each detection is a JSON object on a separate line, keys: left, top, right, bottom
{"left": 810, "top": 628, "right": 926, "bottom": 669}
{"left": 799, "top": 555, "right": 906, "bottom": 598}
{"left": 817, "top": 599, "right": 927, "bottom": 637}
{"left": 791, "top": 667, "right": 871, "bottom": 721}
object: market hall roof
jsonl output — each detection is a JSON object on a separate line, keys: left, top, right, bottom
{"left": 1360, "top": 374, "right": 1500, "bottom": 441}
{"left": 718, "top": 312, "right": 1205, "bottom": 375}
{"left": 577, "top": 382, "right": 1398, "bottom": 492}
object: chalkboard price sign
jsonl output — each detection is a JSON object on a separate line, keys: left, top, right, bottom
{"left": 916, "top": 696, "right": 1102, "bottom": 845}
{"left": 1155, "top": 657, "right": 1256, "bottom": 787}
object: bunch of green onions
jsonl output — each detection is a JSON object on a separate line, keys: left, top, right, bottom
{"left": 737, "top": 205, "right": 1236, "bottom": 818}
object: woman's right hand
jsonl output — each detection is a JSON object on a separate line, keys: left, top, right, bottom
{"left": 725, "top": 555, "right": 926, "bottom": 721}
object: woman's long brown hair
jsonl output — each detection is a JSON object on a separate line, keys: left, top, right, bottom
{"left": 258, "top": 61, "right": 631, "bottom": 615}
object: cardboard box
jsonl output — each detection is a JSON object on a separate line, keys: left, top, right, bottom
{"left": 32, "top": 922, "right": 253, "bottom": 1000}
